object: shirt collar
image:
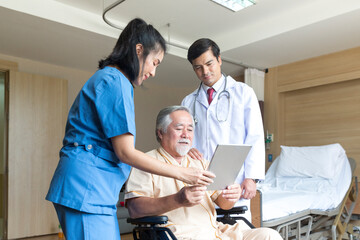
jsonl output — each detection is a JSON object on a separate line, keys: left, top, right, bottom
{"left": 157, "top": 147, "right": 189, "bottom": 167}
{"left": 201, "top": 74, "right": 225, "bottom": 94}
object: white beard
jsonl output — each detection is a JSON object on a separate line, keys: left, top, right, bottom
{"left": 176, "top": 138, "right": 191, "bottom": 156}
{"left": 176, "top": 145, "right": 190, "bottom": 156}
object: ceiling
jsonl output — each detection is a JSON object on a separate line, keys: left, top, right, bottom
{"left": 1, "top": 0, "right": 360, "bottom": 88}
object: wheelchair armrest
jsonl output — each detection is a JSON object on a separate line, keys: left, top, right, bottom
{"left": 216, "top": 206, "right": 255, "bottom": 228}
{"left": 216, "top": 206, "right": 248, "bottom": 216}
{"left": 127, "top": 216, "right": 168, "bottom": 225}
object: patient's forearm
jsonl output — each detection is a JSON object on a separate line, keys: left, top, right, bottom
{"left": 215, "top": 195, "right": 236, "bottom": 210}
{"left": 126, "top": 195, "right": 182, "bottom": 218}
{"left": 214, "top": 184, "right": 241, "bottom": 210}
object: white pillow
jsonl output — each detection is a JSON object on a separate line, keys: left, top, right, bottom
{"left": 275, "top": 143, "right": 346, "bottom": 179}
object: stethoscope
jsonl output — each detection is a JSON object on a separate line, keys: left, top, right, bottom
{"left": 193, "top": 74, "right": 230, "bottom": 124}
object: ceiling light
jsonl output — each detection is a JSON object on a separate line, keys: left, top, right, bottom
{"left": 211, "top": 0, "right": 255, "bottom": 12}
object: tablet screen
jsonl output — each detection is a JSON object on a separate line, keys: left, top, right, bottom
{"left": 207, "top": 144, "right": 251, "bottom": 190}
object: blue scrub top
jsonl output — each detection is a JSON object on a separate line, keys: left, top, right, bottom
{"left": 46, "top": 66, "right": 135, "bottom": 215}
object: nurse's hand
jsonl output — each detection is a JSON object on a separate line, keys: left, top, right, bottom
{"left": 187, "top": 148, "right": 203, "bottom": 160}
{"left": 180, "top": 167, "right": 215, "bottom": 186}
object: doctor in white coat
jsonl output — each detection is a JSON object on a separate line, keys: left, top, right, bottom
{"left": 181, "top": 38, "right": 265, "bottom": 221}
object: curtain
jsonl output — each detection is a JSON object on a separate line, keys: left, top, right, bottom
{"left": 244, "top": 68, "right": 265, "bottom": 101}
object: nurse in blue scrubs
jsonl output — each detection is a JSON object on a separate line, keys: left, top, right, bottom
{"left": 46, "top": 18, "right": 215, "bottom": 240}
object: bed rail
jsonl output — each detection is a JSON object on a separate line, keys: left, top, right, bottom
{"left": 331, "top": 176, "right": 358, "bottom": 240}
{"left": 276, "top": 215, "right": 313, "bottom": 240}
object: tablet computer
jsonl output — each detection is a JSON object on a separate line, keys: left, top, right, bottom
{"left": 207, "top": 144, "right": 251, "bottom": 190}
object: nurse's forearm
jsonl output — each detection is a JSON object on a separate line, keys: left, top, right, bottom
{"left": 128, "top": 148, "right": 183, "bottom": 179}
{"left": 111, "top": 134, "right": 215, "bottom": 185}
{"left": 112, "top": 134, "right": 181, "bottom": 177}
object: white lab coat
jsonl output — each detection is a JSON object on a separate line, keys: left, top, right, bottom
{"left": 182, "top": 76, "right": 265, "bottom": 220}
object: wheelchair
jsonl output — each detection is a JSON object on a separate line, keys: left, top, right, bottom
{"left": 127, "top": 205, "right": 255, "bottom": 240}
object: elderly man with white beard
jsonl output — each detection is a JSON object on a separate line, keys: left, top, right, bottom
{"left": 125, "top": 106, "right": 282, "bottom": 240}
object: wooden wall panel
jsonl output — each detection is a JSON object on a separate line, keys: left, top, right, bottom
{"left": 7, "top": 71, "right": 67, "bottom": 239}
{"left": 0, "top": 59, "right": 18, "bottom": 72}
{"left": 264, "top": 69, "right": 279, "bottom": 168}
{"left": 265, "top": 46, "right": 360, "bottom": 160}
{"left": 276, "top": 47, "right": 360, "bottom": 89}
{"left": 283, "top": 79, "right": 360, "bottom": 161}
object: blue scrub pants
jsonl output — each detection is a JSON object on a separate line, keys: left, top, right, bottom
{"left": 54, "top": 203, "right": 121, "bottom": 240}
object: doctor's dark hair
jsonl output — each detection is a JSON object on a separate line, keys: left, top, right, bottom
{"left": 98, "top": 18, "right": 167, "bottom": 82}
{"left": 187, "top": 38, "right": 220, "bottom": 64}
{"left": 155, "top": 106, "right": 194, "bottom": 143}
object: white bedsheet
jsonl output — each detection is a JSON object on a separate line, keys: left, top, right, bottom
{"left": 258, "top": 152, "right": 351, "bottom": 222}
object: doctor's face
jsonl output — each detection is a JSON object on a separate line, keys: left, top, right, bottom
{"left": 191, "top": 49, "right": 222, "bottom": 87}
{"left": 159, "top": 110, "right": 194, "bottom": 158}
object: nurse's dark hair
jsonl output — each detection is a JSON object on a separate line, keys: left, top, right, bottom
{"left": 98, "top": 18, "right": 167, "bottom": 82}
{"left": 187, "top": 38, "right": 220, "bottom": 64}
{"left": 155, "top": 106, "right": 194, "bottom": 143}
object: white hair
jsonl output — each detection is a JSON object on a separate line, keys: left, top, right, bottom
{"left": 155, "top": 105, "right": 194, "bottom": 143}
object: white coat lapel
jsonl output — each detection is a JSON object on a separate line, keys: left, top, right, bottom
{"left": 225, "top": 76, "right": 236, "bottom": 90}
{"left": 196, "top": 87, "right": 209, "bottom": 108}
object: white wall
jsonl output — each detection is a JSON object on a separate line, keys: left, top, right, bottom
{"left": 134, "top": 83, "right": 195, "bottom": 152}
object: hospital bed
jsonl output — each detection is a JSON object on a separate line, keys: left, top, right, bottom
{"left": 257, "top": 143, "right": 358, "bottom": 240}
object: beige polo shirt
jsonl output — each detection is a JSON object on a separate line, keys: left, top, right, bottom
{"left": 125, "top": 147, "right": 246, "bottom": 240}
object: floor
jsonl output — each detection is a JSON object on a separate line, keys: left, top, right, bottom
{"left": 17, "top": 220, "right": 360, "bottom": 240}
{"left": 12, "top": 218, "right": 360, "bottom": 240}
{"left": 14, "top": 233, "right": 134, "bottom": 240}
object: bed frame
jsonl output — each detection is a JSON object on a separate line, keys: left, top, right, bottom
{"left": 259, "top": 158, "right": 358, "bottom": 240}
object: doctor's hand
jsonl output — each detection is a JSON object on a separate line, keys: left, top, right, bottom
{"left": 240, "top": 178, "right": 257, "bottom": 200}
{"left": 187, "top": 148, "right": 203, "bottom": 160}
{"left": 221, "top": 183, "right": 241, "bottom": 202}
{"left": 176, "top": 185, "right": 207, "bottom": 207}
{"left": 179, "top": 167, "right": 215, "bottom": 186}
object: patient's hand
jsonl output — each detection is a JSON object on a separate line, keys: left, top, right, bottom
{"left": 176, "top": 186, "right": 206, "bottom": 207}
{"left": 240, "top": 178, "right": 256, "bottom": 199}
{"left": 214, "top": 183, "right": 241, "bottom": 210}
{"left": 221, "top": 183, "right": 241, "bottom": 202}
{"left": 187, "top": 148, "right": 203, "bottom": 160}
